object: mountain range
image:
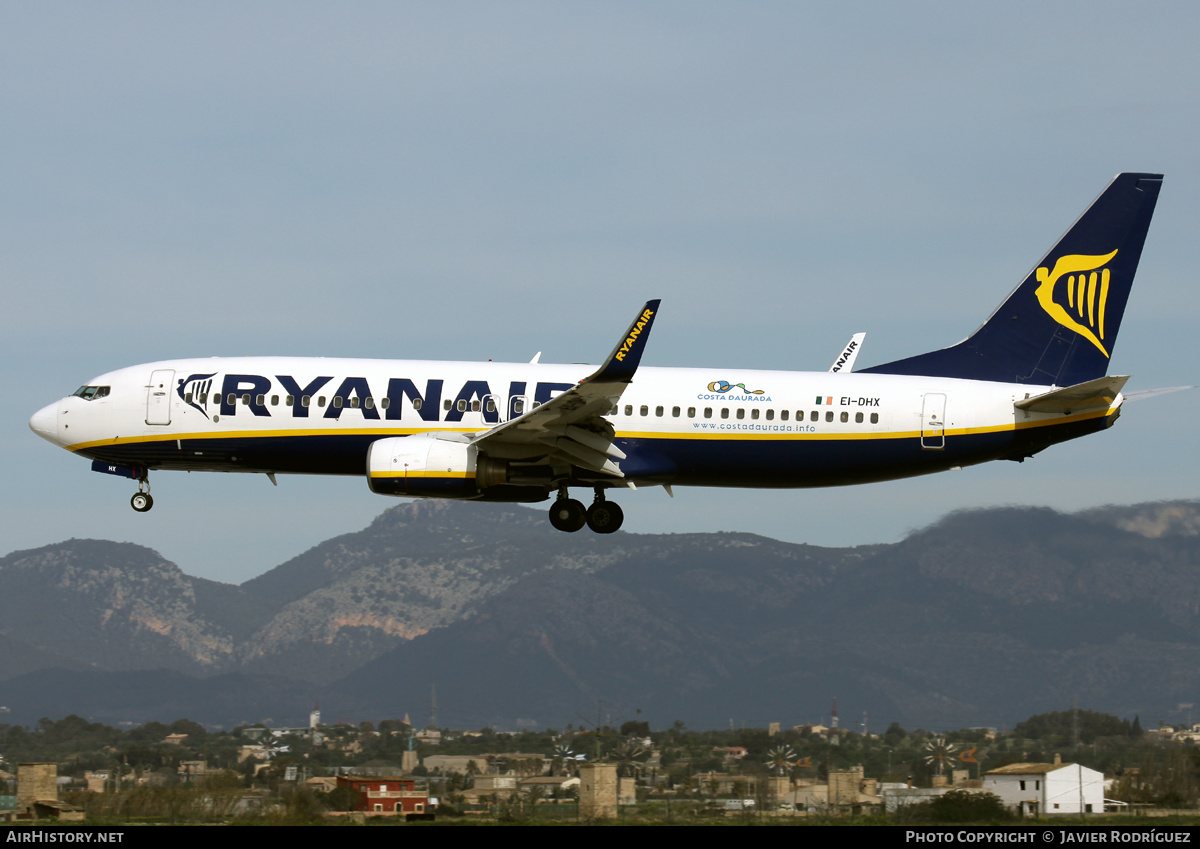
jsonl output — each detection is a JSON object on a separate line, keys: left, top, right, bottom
{"left": 2, "top": 499, "right": 1199, "bottom": 730}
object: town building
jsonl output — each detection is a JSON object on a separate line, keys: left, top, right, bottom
{"left": 336, "top": 774, "right": 434, "bottom": 816}
{"left": 984, "top": 759, "right": 1103, "bottom": 816}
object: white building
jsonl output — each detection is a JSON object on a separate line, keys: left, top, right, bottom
{"left": 984, "top": 761, "right": 1103, "bottom": 816}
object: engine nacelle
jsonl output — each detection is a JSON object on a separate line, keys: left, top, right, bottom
{"left": 366, "top": 434, "right": 509, "bottom": 498}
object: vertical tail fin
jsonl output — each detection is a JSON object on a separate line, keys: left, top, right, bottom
{"left": 861, "top": 173, "right": 1163, "bottom": 385}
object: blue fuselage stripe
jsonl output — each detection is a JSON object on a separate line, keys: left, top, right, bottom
{"left": 76, "top": 413, "right": 1108, "bottom": 491}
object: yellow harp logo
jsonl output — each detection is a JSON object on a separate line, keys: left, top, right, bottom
{"left": 1034, "top": 250, "right": 1118, "bottom": 357}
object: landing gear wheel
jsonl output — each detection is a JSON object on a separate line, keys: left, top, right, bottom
{"left": 131, "top": 492, "right": 154, "bottom": 513}
{"left": 586, "top": 500, "right": 624, "bottom": 534}
{"left": 548, "top": 498, "right": 586, "bottom": 532}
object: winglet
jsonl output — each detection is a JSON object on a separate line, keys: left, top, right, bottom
{"left": 828, "top": 332, "right": 866, "bottom": 373}
{"left": 584, "top": 299, "right": 661, "bottom": 384}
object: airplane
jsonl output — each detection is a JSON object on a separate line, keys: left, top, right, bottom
{"left": 30, "top": 172, "right": 1165, "bottom": 534}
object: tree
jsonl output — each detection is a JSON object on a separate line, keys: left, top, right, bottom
{"left": 883, "top": 722, "right": 908, "bottom": 747}
{"left": 900, "top": 790, "right": 1011, "bottom": 823}
{"left": 621, "top": 720, "right": 650, "bottom": 737}
{"left": 1014, "top": 710, "right": 1132, "bottom": 745}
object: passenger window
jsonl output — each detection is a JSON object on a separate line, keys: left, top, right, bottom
{"left": 471, "top": 400, "right": 480, "bottom": 412}
{"left": 871, "top": 412, "right": 879, "bottom": 424}
{"left": 318, "top": 397, "right": 326, "bottom": 407}
{"left": 624, "top": 405, "right": 632, "bottom": 416}
{"left": 485, "top": 399, "right": 495, "bottom": 413}
{"left": 840, "top": 411, "right": 848, "bottom": 423}
{"left": 302, "top": 395, "right": 311, "bottom": 407}
{"left": 640, "top": 405, "right": 648, "bottom": 416}
{"left": 826, "top": 411, "right": 834, "bottom": 422}
{"left": 672, "top": 406, "right": 680, "bottom": 417}
{"left": 350, "top": 397, "right": 360, "bottom": 408}
{"left": 199, "top": 393, "right": 208, "bottom": 405}
{"left": 687, "top": 407, "right": 696, "bottom": 417}
{"left": 457, "top": 400, "right": 467, "bottom": 412}
{"left": 241, "top": 394, "right": 251, "bottom": 406}
{"left": 810, "top": 411, "right": 818, "bottom": 422}
{"left": 704, "top": 407, "right": 712, "bottom": 418}
{"left": 721, "top": 408, "right": 729, "bottom": 419}
{"left": 736, "top": 409, "right": 745, "bottom": 420}
{"left": 855, "top": 412, "right": 863, "bottom": 423}
{"left": 444, "top": 399, "right": 452, "bottom": 411}
{"left": 256, "top": 394, "right": 265, "bottom": 406}
{"left": 512, "top": 399, "right": 523, "bottom": 414}
{"left": 271, "top": 395, "right": 280, "bottom": 406}
{"left": 381, "top": 397, "right": 391, "bottom": 410}
{"left": 286, "top": 395, "right": 294, "bottom": 406}
{"left": 781, "top": 410, "right": 789, "bottom": 421}
{"left": 409, "top": 398, "right": 419, "bottom": 411}
{"left": 750, "top": 409, "right": 760, "bottom": 420}
{"left": 184, "top": 392, "right": 193, "bottom": 404}
{"left": 765, "top": 409, "right": 774, "bottom": 420}
{"left": 227, "top": 393, "right": 236, "bottom": 405}
{"left": 364, "top": 397, "right": 375, "bottom": 409}
{"left": 655, "top": 406, "right": 663, "bottom": 417}
{"left": 333, "top": 396, "right": 343, "bottom": 409}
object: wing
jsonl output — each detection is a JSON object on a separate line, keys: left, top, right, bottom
{"left": 469, "top": 300, "right": 660, "bottom": 479}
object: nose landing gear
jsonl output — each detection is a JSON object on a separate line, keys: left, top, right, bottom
{"left": 547, "top": 487, "right": 624, "bottom": 534}
{"left": 130, "top": 475, "right": 153, "bottom": 513}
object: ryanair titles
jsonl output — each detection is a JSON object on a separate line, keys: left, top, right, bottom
{"left": 177, "top": 372, "right": 575, "bottom": 424}
{"left": 613, "top": 307, "right": 655, "bottom": 362}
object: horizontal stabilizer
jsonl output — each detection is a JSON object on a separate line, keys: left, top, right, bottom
{"left": 1015, "top": 375, "right": 1129, "bottom": 414}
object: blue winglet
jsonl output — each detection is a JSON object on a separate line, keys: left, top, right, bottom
{"left": 585, "top": 300, "right": 661, "bottom": 384}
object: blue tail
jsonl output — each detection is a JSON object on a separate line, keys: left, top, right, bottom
{"left": 861, "top": 173, "right": 1163, "bottom": 386}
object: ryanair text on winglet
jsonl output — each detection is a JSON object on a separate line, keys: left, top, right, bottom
{"left": 613, "top": 308, "right": 655, "bottom": 362}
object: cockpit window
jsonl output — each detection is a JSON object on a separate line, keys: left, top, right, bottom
{"left": 72, "top": 385, "right": 110, "bottom": 401}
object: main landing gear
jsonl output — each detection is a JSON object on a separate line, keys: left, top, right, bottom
{"left": 130, "top": 475, "right": 153, "bottom": 513}
{"left": 548, "top": 488, "right": 624, "bottom": 534}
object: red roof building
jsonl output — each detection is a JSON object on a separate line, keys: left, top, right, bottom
{"left": 336, "top": 775, "right": 434, "bottom": 815}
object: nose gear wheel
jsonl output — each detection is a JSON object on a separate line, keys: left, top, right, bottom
{"left": 130, "top": 475, "right": 153, "bottom": 512}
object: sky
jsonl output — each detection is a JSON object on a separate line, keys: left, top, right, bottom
{"left": 3, "top": 1, "right": 1199, "bottom": 585}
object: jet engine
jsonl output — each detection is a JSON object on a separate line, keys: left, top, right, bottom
{"left": 366, "top": 433, "right": 509, "bottom": 498}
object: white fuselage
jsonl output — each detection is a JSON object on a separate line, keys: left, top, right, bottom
{"left": 30, "top": 356, "right": 1119, "bottom": 494}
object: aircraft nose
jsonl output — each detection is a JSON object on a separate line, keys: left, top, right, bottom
{"left": 29, "top": 402, "right": 59, "bottom": 444}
